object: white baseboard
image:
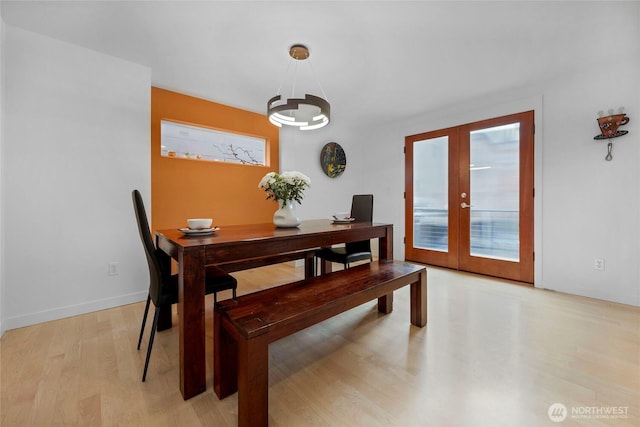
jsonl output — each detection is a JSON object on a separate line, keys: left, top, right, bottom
{"left": 3, "top": 291, "right": 148, "bottom": 331}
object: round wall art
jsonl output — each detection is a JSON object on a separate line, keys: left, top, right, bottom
{"left": 320, "top": 142, "right": 346, "bottom": 178}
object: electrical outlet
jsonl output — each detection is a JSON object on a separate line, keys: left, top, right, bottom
{"left": 594, "top": 258, "right": 605, "bottom": 271}
{"left": 108, "top": 262, "right": 120, "bottom": 276}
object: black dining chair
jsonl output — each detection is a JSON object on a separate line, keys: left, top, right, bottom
{"left": 316, "top": 194, "right": 374, "bottom": 273}
{"left": 132, "top": 189, "right": 237, "bottom": 382}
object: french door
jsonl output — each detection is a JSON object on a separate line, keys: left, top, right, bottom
{"left": 405, "top": 111, "right": 534, "bottom": 283}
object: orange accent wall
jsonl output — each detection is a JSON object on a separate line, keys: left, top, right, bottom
{"left": 151, "top": 87, "right": 279, "bottom": 231}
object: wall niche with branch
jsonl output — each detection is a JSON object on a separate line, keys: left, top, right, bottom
{"left": 161, "top": 120, "right": 266, "bottom": 165}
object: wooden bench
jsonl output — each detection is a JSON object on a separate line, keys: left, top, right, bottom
{"left": 213, "top": 259, "right": 427, "bottom": 427}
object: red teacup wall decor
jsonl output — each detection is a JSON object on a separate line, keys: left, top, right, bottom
{"left": 594, "top": 108, "right": 630, "bottom": 161}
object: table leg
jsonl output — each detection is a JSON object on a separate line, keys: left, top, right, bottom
{"left": 377, "top": 225, "right": 395, "bottom": 313}
{"left": 157, "top": 250, "right": 173, "bottom": 331}
{"left": 304, "top": 253, "right": 315, "bottom": 278}
{"left": 178, "top": 247, "right": 207, "bottom": 400}
{"left": 320, "top": 258, "right": 333, "bottom": 275}
{"left": 378, "top": 225, "right": 393, "bottom": 260}
{"left": 157, "top": 304, "right": 172, "bottom": 331}
{"left": 410, "top": 270, "right": 428, "bottom": 327}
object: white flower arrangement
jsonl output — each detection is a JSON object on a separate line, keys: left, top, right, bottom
{"left": 258, "top": 171, "right": 311, "bottom": 205}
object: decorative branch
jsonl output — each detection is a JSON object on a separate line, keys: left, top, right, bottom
{"left": 213, "top": 143, "right": 262, "bottom": 165}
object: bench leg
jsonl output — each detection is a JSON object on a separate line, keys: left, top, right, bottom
{"left": 237, "top": 337, "right": 269, "bottom": 427}
{"left": 410, "top": 270, "right": 428, "bottom": 327}
{"left": 214, "top": 310, "right": 238, "bottom": 399}
{"left": 377, "top": 293, "right": 394, "bottom": 314}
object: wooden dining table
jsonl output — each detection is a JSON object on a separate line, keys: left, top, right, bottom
{"left": 155, "top": 219, "right": 394, "bottom": 400}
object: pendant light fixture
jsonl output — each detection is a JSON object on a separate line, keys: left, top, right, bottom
{"left": 267, "top": 44, "right": 330, "bottom": 130}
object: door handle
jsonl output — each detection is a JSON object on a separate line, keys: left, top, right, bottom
{"left": 460, "top": 202, "right": 473, "bottom": 209}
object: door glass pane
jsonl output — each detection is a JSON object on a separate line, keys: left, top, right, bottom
{"left": 469, "top": 123, "right": 519, "bottom": 261}
{"left": 413, "top": 136, "right": 448, "bottom": 251}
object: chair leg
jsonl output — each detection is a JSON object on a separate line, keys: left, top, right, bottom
{"left": 142, "top": 306, "right": 161, "bottom": 382}
{"left": 137, "top": 294, "right": 151, "bottom": 350}
{"left": 232, "top": 288, "right": 237, "bottom": 299}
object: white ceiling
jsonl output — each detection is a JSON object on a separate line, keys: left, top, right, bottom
{"left": 2, "top": 1, "right": 638, "bottom": 129}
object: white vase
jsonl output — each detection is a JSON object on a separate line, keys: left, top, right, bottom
{"left": 273, "top": 200, "right": 301, "bottom": 228}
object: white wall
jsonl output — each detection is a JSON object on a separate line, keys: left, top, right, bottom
{"left": 540, "top": 58, "right": 639, "bottom": 305}
{"left": 280, "top": 120, "right": 371, "bottom": 220}
{"left": 3, "top": 26, "right": 152, "bottom": 330}
{"left": 0, "top": 11, "right": 5, "bottom": 334}
{"left": 317, "top": 57, "right": 639, "bottom": 307}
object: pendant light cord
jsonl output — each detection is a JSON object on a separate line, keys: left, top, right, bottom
{"left": 307, "top": 58, "right": 329, "bottom": 102}
{"left": 275, "top": 57, "right": 329, "bottom": 102}
{"left": 275, "top": 57, "right": 294, "bottom": 96}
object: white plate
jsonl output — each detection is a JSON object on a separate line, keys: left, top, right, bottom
{"left": 178, "top": 227, "right": 220, "bottom": 235}
{"left": 332, "top": 218, "right": 355, "bottom": 224}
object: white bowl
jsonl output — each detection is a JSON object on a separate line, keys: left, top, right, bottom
{"left": 333, "top": 212, "right": 351, "bottom": 220}
{"left": 187, "top": 218, "right": 212, "bottom": 230}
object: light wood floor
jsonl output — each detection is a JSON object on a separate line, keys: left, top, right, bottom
{"left": 1, "top": 264, "right": 639, "bottom": 426}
